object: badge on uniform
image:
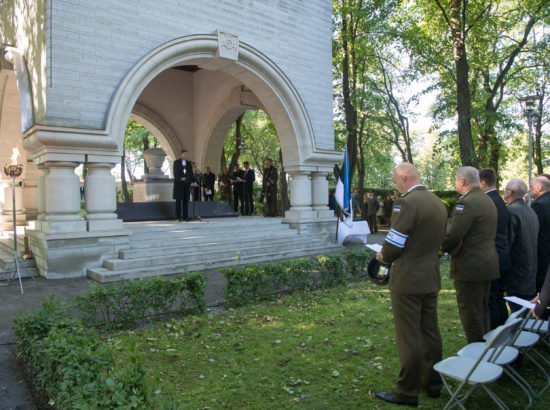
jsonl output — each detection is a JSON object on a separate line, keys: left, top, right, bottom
{"left": 393, "top": 205, "right": 401, "bottom": 213}
{"left": 456, "top": 204, "right": 464, "bottom": 212}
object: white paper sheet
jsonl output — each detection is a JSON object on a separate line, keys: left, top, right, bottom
{"left": 366, "top": 244, "right": 382, "bottom": 253}
{"left": 504, "top": 296, "right": 536, "bottom": 310}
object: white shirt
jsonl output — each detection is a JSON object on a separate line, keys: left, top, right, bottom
{"left": 181, "top": 160, "right": 187, "bottom": 166}
{"left": 486, "top": 188, "right": 497, "bottom": 194}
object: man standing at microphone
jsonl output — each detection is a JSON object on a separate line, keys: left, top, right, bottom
{"left": 173, "top": 149, "right": 194, "bottom": 222}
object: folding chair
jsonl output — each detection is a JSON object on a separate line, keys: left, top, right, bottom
{"left": 484, "top": 307, "right": 550, "bottom": 397}
{"left": 434, "top": 318, "right": 524, "bottom": 410}
{"left": 524, "top": 318, "right": 550, "bottom": 347}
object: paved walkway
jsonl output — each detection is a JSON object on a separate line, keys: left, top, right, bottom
{"left": 0, "top": 230, "right": 386, "bottom": 409}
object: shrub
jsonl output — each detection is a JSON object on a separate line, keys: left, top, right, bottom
{"left": 221, "top": 264, "right": 269, "bottom": 307}
{"left": 317, "top": 255, "right": 347, "bottom": 288}
{"left": 75, "top": 273, "right": 207, "bottom": 328}
{"left": 13, "top": 296, "right": 149, "bottom": 409}
{"left": 284, "top": 258, "right": 316, "bottom": 291}
{"left": 343, "top": 249, "right": 374, "bottom": 280}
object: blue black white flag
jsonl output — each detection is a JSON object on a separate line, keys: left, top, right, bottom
{"left": 335, "top": 145, "right": 352, "bottom": 227}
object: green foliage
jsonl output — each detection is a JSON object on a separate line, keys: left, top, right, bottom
{"left": 220, "top": 250, "right": 374, "bottom": 307}
{"left": 75, "top": 274, "right": 207, "bottom": 328}
{"left": 116, "top": 189, "right": 133, "bottom": 203}
{"left": 317, "top": 255, "right": 348, "bottom": 288}
{"left": 13, "top": 296, "right": 148, "bottom": 409}
{"left": 342, "top": 249, "right": 371, "bottom": 280}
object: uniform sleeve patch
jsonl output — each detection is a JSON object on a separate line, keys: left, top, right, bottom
{"left": 393, "top": 205, "right": 401, "bottom": 213}
{"left": 385, "top": 229, "right": 408, "bottom": 248}
{"left": 455, "top": 205, "right": 464, "bottom": 212}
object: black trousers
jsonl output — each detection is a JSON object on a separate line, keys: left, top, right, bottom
{"left": 489, "top": 277, "right": 508, "bottom": 329}
{"left": 175, "top": 198, "right": 189, "bottom": 220}
{"left": 367, "top": 214, "right": 377, "bottom": 233}
{"left": 244, "top": 186, "right": 254, "bottom": 215}
{"left": 233, "top": 186, "right": 244, "bottom": 213}
{"left": 204, "top": 191, "right": 213, "bottom": 201}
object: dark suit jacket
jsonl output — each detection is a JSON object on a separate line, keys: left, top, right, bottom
{"left": 507, "top": 199, "right": 539, "bottom": 295}
{"left": 487, "top": 189, "right": 511, "bottom": 272}
{"left": 442, "top": 187, "right": 499, "bottom": 282}
{"left": 535, "top": 265, "right": 550, "bottom": 320}
{"left": 381, "top": 186, "right": 448, "bottom": 294}
{"left": 202, "top": 172, "right": 215, "bottom": 191}
{"left": 532, "top": 191, "right": 550, "bottom": 286}
{"left": 172, "top": 159, "right": 194, "bottom": 200}
{"left": 243, "top": 168, "right": 255, "bottom": 193}
{"left": 231, "top": 170, "right": 245, "bottom": 193}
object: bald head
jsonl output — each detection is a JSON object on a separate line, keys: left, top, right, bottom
{"left": 504, "top": 178, "right": 527, "bottom": 203}
{"left": 530, "top": 175, "right": 550, "bottom": 200}
{"left": 393, "top": 162, "right": 420, "bottom": 194}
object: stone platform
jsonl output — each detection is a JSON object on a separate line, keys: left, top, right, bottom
{"left": 88, "top": 216, "right": 341, "bottom": 283}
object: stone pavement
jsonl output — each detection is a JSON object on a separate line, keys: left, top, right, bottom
{"left": 0, "top": 231, "right": 386, "bottom": 409}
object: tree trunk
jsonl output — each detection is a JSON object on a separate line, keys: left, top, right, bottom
{"left": 278, "top": 150, "right": 289, "bottom": 216}
{"left": 142, "top": 136, "right": 150, "bottom": 174}
{"left": 120, "top": 148, "right": 131, "bottom": 203}
{"left": 534, "top": 90, "right": 545, "bottom": 175}
{"left": 356, "top": 117, "right": 367, "bottom": 213}
{"left": 449, "top": 0, "right": 478, "bottom": 168}
{"left": 229, "top": 113, "right": 244, "bottom": 170}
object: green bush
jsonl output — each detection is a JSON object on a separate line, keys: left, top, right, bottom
{"left": 317, "top": 255, "right": 347, "bottom": 288}
{"left": 343, "top": 249, "right": 373, "bottom": 280}
{"left": 75, "top": 273, "right": 207, "bottom": 328}
{"left": 13, "top": 296, "right": 149, "bottom": 409}
{"left": 284, "top": 258, "right": 316, "bottom": 291}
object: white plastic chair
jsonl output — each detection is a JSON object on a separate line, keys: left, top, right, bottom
{"left": 484, "top": 308, "right": 550, "bottom": 397}
{"left": 434, "top": 318, "right": 524, "bottom": 410}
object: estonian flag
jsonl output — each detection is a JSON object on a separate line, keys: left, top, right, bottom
{"left": 335, "top": 145, "right": 352, "bottom": 226}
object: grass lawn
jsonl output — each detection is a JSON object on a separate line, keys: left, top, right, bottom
{"left": 110, "top": 263, "right": 550, "bottom": 409}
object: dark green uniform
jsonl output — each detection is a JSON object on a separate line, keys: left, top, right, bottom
{"left": 441, "top": 186, "right": 499, "bottom": 343}
{"left": 380, "top": 186, "right": 448, "bottom": 401}
{"left": 218, "top": 171, "right": 232, "bottom": 204}
{"left": 263, "top": 166, "right": 278, "bottom": 216}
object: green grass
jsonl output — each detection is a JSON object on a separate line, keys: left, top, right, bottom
{"left": 109, "top": 264, "right": 550, "bottom": 409}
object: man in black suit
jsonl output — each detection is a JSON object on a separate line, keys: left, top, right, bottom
{"left": 231, "top": 164, "right": 245, "bottom": 214}
{"left": 172, "top": 149, "right": 195, "bottom": 221}
{"left": 242, "top": 161, "right": 256, "bottom": 215}
{"left": 479, "top": 168, "right": 510, "bottom": 328}
{"left": 202, "top": 166, "right": 215, "bottom": 201}
{"left": 530, "top": 175, "right": 550, "bottom": 292}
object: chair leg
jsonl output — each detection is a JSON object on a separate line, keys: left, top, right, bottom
{"left": 482, "top": 384, "right": 509, "bottom": 410}
{"left": 441, "top": 376, "right": 469, "bottom": 410}
{"left": 503, "top": 367, "right": 533, "bottom": 409}
{"left": 523, "top": 350, "right": 550, "bottom": 395}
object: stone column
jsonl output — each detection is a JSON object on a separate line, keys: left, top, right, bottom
{"left": 84, "top": 162, "right": 122, "bottom": 231}
{"left": 283, "top": 171, "right": 315, "bottom": 223}
{"left": 41, "top": 161, "right": 86, "bottom": 233}
{"left": 36, "top": 164, "right": 49, "bottom": 225}
{"left": 311, "top": 171, "right": 335, "bottom": 219}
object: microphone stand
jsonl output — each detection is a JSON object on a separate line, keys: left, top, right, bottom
{"left": 194, "top": 171, "right": 207, "bottom": 223}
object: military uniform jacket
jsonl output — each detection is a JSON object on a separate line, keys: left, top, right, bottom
{"left": 380, "top": 186, "right": 448, "bottom": 294}
{"left": 263, "top": 166, "right": 278, "bottom": 193}
{"left": 218, "top": 172, "right": 232, "bottom": 191}
{"left": 441, "top": 187, "right": 499, "bottom": 282}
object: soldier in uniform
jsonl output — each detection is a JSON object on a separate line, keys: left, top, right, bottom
{"left": 441, "top": 166, "right": 499, "bottom": 343}
{"left": 263, "top": 158, "right": 278, "bottom": 217}
{"left": 218, "top": 166, "right": 232, "bottom": 204}
{"left": 375, "top": 163, "right": 448, "bottom": 407}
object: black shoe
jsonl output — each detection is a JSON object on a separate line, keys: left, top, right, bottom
{"left": 375, "top": 392, "right": 418, "bottom": 407}
{"left": 177, "top": 218, "right": 183, "bottom": 222}
{"left": 425, "top": 388, "right": 441, "bottom": 398}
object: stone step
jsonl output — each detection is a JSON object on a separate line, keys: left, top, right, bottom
{"left": 127, "top": 223, "right": 291, "bottom": 241}
{"left": 105, "top": 237, "right": 328, "bottom": 270}
{"left": 0, "top": 266, "right": 38, "bottom": 281}
{"left": 120, "top": 231, "right": 302, "bottom": 259}
{"left": 124, "top": 217, "right": 283, "bottom": 233}
{"left": 88, "top": 244, "right": 341, "bottom": 283}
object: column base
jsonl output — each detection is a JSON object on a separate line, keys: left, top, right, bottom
{"left": 37, "top": 220, "right": 87, "bottom": 234}
{"left": 87, "top": 218, "right": 123, "bottom": 231}
{"left": 283, "top": 208, "right": 317, "bottom": 223}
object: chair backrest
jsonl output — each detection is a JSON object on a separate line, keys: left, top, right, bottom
{"left": 483, "top": 318, "right": 524, "bottom": 363}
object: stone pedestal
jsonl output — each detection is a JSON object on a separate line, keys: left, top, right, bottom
{"left": 41, "top": 161, "right": 86, "bottom": 233}
{"left": 133, "top": 179, "right": 174, "bottom": 202}
{"left": 0, "top": 180, "right": 26, "bottom": 232}
{"left": 143, "top": 148, "right": 168, "bottom": 179}
{"left": 311, "top": 171, "right": 334, "bottom": 219}
{"left": 85, "top": 162, "right": 123, "bottom": 231}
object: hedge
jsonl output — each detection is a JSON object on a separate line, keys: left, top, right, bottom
{"left": 14, "top": 273, "right": 207, "bottom": 409}
{"left": 220, "top": 248, "right": 375, "bottom": 307}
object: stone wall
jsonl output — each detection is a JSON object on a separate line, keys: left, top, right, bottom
{"left": 44, "top": 0, "right": 333, "bottom": 150}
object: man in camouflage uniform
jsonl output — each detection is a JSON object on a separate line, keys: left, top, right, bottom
{"left": 375, "top": 163, "right": 448, "bottom": 407}
{"left": 263, "top": 158, "right": 278, "bottom": 217}
{"left": 218, "top": 166, "right": 232, "bottom": 204}
{"left": 442, "top": 166, "right": 499, "bottom": 343}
